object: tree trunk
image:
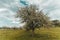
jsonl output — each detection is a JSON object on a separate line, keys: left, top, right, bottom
{"left": 31, "top": 29, "right": 35, "bottom": 37}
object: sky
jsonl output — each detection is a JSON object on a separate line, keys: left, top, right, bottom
{"left": 0, "top": 0, "right": 60, "bottom": 27}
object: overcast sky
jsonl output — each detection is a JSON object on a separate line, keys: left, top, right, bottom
{"left": 0, "top": 0, "right": 60, "bottom": 27}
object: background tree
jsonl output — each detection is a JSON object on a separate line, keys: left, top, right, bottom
{"left": 16, "top": 5, "right": 51, "bottom": 36}
{"left": 52, "top": 20, "right": 60, "bottom": 27}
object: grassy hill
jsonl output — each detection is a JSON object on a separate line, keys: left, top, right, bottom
{"left": 0, "top": 27, "right": 60, "bottom": 40}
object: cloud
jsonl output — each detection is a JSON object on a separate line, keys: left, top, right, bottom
{"left": 49, "top": 9, "right": 60, "bottom": 20}
{"left": 0, "top": 8, "right": 7, "bottom": 12}
{"left": 0, "top": 0, "right": 22, "bottom": 27}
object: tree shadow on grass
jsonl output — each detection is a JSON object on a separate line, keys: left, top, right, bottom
{"left": 33, "top": 34, "right": 57, "bottom": 40}
{"left": 14, "top": 32, "right": 57, "bottom": 40}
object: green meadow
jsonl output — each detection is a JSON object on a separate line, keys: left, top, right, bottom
{"left": 0, "top": 27, "right": 60, "bottom": 40}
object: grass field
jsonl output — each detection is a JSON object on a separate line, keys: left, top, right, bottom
{"left": 0, "top": 27, "right": 60, "bottom": 40}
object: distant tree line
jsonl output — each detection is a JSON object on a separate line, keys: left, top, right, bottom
{"left": 0, "top": 26, "right": 23, "bottom": 30}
